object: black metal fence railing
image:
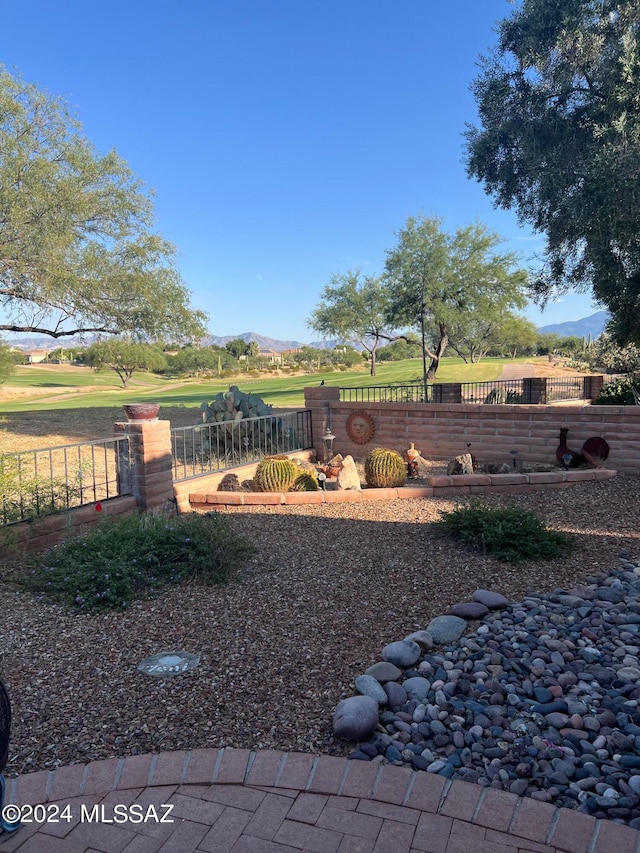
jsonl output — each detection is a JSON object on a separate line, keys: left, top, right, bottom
{"left": 0, "top": 436, "right": 132, "bottom": 525}
{"left": 171, "top": 409, "right": 313, "bottom": 481}
{"left": 340, "top": 376, "right": 591, "bottom": 405}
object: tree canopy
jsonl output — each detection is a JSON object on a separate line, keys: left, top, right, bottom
{"left": 84, "top": 340, "right": 167, "bottom": 388}
{"left": 307, "top": 271, "right": 391, "bottom": 375}
{"left": 466, "top": 0, "right": 640, "bottom": 344}
{"left": 384, "top": 215, "right": 527, "bottom": 391}
{"left": 0, "top": 66, "right": 207, "bottom": 341}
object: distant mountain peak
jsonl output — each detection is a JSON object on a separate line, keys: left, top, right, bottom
{"left": 538, "top": 310, "right": 609, "bottom": 338}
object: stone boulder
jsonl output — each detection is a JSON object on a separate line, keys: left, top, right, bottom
{"left": 333, "top": 695, "right": 379, "bottom": 741}
{"left": 337, "top": 455, "right": 361, "bottom": 490}
{"left": 447, "top": 453, "right": 474, "bottom": 475}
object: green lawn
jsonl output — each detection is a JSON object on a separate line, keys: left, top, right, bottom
{"left": 1, "top": 357, "right": 511, "bottom": 412}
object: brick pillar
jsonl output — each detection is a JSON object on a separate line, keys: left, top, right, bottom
{"left": 583, "top": 374, "right": 604, "bottom": 400}
{"left": 304, "top": 386, "right": 340, "bottom": 461}
{"left": 523, "top": 378, "right": 547, "bottom": 404}
{"left": 114, "top": 418, "right": 175, "bottom": 513}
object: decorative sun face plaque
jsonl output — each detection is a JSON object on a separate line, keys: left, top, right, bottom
{"left": 346, "top": 411, "right": 375, "bottom": 444}
{"left": 138, "top": 651, "right": 200, "bottom": 677}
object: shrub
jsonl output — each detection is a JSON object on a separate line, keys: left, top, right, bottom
{"left": 438, "top": 500, "right": 572, "bottom": 563}
{"left": 592, "top": 377, "right": 640, "bottom": 406}
{"left": 20, "top": 512, "right": 255, "bottom": 610}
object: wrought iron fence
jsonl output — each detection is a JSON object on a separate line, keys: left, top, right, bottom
{"left": 341, "top": 376, "right": 591, "bottom": 405}
{"left": 0, "top": 436, "right": 132, "bottom": 525}
{"left": 171, "top": 409, "right": 313, "bottom": 481}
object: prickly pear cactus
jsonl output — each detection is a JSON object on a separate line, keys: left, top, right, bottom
{"left": 291, "top": 471, "right": 319, "bottom": 492}
{"left": 254, "top": 456, "right": 300, "bottom": 492}
{"left": 364, "top": 448, "right": 407, "bottom": 488}
{"left": 200, "top": 385, "right": 273, "bottom": 424}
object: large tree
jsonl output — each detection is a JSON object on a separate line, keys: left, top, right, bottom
{"left": 84, "top": 340, "right": 167, "bottom": 388}
{"left": 384, "top": 215, "right": 527, "bottom": 394}
{"left": 307, "top": 271, "right": 392, "bottom": 376}
{"left": 0, "top": 66, "right": 207, "bottom": 341}
{"left": 466, "top": 0, "right": 640, "bottom": 344}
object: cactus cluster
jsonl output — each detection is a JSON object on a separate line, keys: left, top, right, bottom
{"left": 364, "top": 447, "right": 407, "bottom": 488}
{"left": 253, "top": 456, "right": 300, "bottom": 492}
{"left": 200, "top": 385, "right": 272, "bottom": 423}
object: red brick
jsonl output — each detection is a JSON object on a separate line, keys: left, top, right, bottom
{"left": 340, "top": 761, "right": 379, "bottom": 799}
{"left": 362, "top": 488, "right": 398, "bottom": 501}
{"left": 243, "top": 493, "right": 283, "bottom": 505}
{"left": 205, "top": 492, "right": 243, "bottom": 505}
{"left": 438, "top": 779, "right": 483, "bottom": 822}
{"left": 277, "top": 752, "right": 315, "bottom": 792}
{"left": 337, "top": 836, "right": 376, "bottom": 853}
{"left": 373, "top": 818, "right": 414, "bottom": 852}
{"left": 245, "top": 751, "right": 285, "bottom": 788}
{"left": 199, "top": 806, "right": 253, "bottom": 853}
{"left": 287, "top": 792, "right": 328, "bottom": 824}
{"left": 592, "top": 819, "right": 639, "bottom": 853}
{"left": 395, "top": 487, "right": 434, "bottom": 499}
{"left": 167, "top": 791, "right": 225, "bottom": 824}
{"left": 548, "top": 807, "right": 596, "bottom": 853}
{"left": 473, "top": 787, "right": 519, "bottom": 833}
{"left": 357, "top": 799, "right": 420, "bottom": 826}
{"left": 215, "top": 748, "right": 253, "bottom": 784}
{"left": 117, "top": 754, "right": 154, "bottom": 790}
{"left": 149, "top": 750, "right": 189, "bottom": 786}
{"left": 308, "top": 756, "right": 348, "bottom": 795}
{"left": 81, "top": 758, "right": 120, "bottom": 796}
{"left": 182, "top": 748, "right": 220, "bottom": 785}
{"left": 316, "top": 804, "right": 382, "bottom": 840}
{"left": 404, "top": 771, "right": 446, "bottom": 813}
{"left": 49, "top": 763, "right": 85, "bottom": 801}
{"left": 284, "top": 491, "right": 323, "bottom": 504}
{"left": 243, "top": 792, "right": 294, "bottom": 841}
{"left": 371, "top": 765, "right": 412, "bottom": 805}
{"left": 485, "top": 829, "right": 555, "bottom": 852}
{"left": 323, "top": 490, "right": 363, "bottom": 503}
{"left": 511, "top": 797, "right": 559, "bottom": 844}
{"left": 203, "top": 785, "right": 265, "bottom": 811}
{"left": 147, "top": 816, "right": 208, "bottom": 852}
{"left": 412, "top": 811, "right": 453, "bottom": 852}
{"left": 275, "top": 819, "right": 343, "bottom": 853}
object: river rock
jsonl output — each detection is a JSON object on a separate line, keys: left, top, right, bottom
{"left": 381, "top": 640, "right": 421, "bottom": 667}
{"left": 472, "top": 589, "right": 509, "bottom": 609}
{"left": 355, "top": 674, "right": 388, "bottom": 705}
{"left": 426, "top": 615, "right": 467, "bottom": 644}
{"left": 451, "top": 602, "right": 490, "bottom": 619}
{"left": 333, "top": 695, "right": 379, "bottom": 741}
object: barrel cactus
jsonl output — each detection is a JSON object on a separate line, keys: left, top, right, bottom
{"left": 254, "top": 456, "right": 300, "bottom": 492}
{"left": 291, "top": 471, "right": 319, "bottom": 492}
{"left": 364, "top": 448, "right": 407, "bottom": 488}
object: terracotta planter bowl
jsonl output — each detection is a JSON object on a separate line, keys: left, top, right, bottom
{"left": 123, "top": 403, "right": 160, "bottom": 422}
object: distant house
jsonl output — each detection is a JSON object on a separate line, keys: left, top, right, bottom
{"left": 24, "top": 349, "right": 50, "bottom": 364}
{"left": 258, "top": 348, "right": 282, "bottom": 363}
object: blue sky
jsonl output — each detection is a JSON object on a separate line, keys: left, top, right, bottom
{"left": 1, "top": 0, "right": 602, "bottom": 343}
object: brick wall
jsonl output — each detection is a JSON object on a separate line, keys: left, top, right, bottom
{"left": 304, "top": 388, "right": 640, "bottom": 476}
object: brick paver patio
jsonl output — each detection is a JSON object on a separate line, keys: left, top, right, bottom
{"left": 2, "top": 748, "right": 639, "bottom": 852}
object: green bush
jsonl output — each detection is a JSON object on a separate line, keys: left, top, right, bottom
{"left": 21, "top": 512, "right": 255, "bottom": 610}
{"left": 438, "top": 500, "right": 572, "bottom": 563}
{"left": 592, "top": 377, "right": 640, "bottom": 406}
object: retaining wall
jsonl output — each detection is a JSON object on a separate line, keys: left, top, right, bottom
{"left": 304, "top": 388, "right": 640, "bottom": 476}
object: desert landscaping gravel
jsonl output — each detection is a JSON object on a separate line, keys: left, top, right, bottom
{"left": 1, "top": 472, "right": 639, "bottom": 786}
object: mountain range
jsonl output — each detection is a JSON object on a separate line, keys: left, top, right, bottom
{"left": 538, "top": 310, "right": 609, "bottom": 338}
{"left": 8, "top": 311, "right": 611, "bottom": 352}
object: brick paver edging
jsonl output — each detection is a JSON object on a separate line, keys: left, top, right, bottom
{"left": 190, "top": 468, "right": 616, "bottom": 508}
{"left": 4, "top": 748, "right": 638, "bottom": 853}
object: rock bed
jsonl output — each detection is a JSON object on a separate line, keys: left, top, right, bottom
{"left": 346, "top": 551, "right": 640, "bottom": 827}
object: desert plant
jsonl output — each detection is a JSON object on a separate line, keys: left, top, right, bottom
{"left": 291, "top": 471, "right": 319, "bottom": 491}
{"left": 592, "top": 377, "right": 640, "bottom": 406}
{"left": 20, "top": 512, "right": 255, "bottom": 610}
{"left": 438, "top": 500, "right": 572, "bottom": 563}
{"left": 364, "top": 447, "right": 407, "bottom": 488}
{"left": 253, "top": 455, "right": 300, "bottom": 492}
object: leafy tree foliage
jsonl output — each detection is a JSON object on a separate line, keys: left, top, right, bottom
{"left": 0, "top": 66, "right": 207, "bottom": 341}
{"left": 0, "top": 339, "right": 14, "bottom": 382}
{"left": 489, "top": 315, "right": 540, "bottom": 358}
{"left": 167, "top": 345, "right": 231, "bottom": 376}
{"left": 225, "top": 339, "right": 250, "bottom": 359}
{"left": 84, "top": 340, "right": 167, "bottom": 388}
{"left": 377, "top": 335, "right": 421, "bottom": 362}
{"left": 384, "top": 215, "right": 527, "bottom": 392}
{"left": 584, "top": 333, "right": 640, "bottom": 374}
{"left": 307, "top": 271, "right": 392, "bottom": 375}
{"left": 466, "top": 0, "right": 640, "bottom": 344}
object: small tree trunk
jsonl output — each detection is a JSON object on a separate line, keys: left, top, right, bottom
{"left": 426, "top": 324, "right": 448, "bottom": 380}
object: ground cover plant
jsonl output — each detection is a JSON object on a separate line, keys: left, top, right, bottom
{"left": 19, "top": 511, "right": 255, "bottom": 610}
{"left": 438, "top": 499, "right": 573, "bottom": 563}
